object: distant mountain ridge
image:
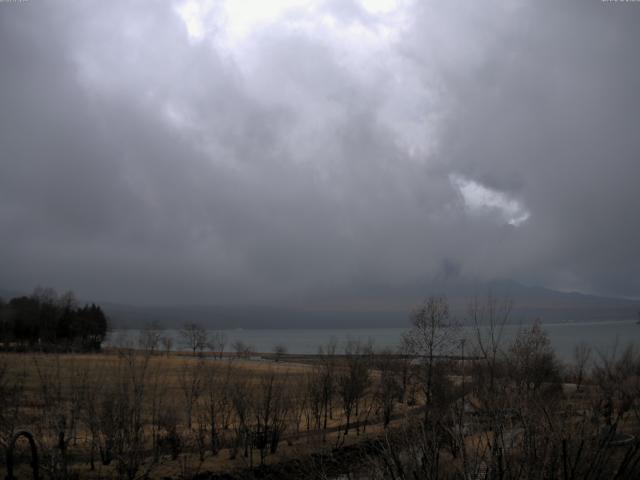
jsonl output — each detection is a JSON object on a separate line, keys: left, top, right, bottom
{"left": 2, "top": 281, "right": 639, "bottom": 329}
{"left": 86, "top": 280, "right": 640, "bottom": 328}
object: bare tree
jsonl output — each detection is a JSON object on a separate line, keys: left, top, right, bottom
{"left": 160, "top": 335, "right": 173, "bottom": 356}
{"left": 81, "top": 366, "right": 116, "bottom": 467}
{"left": 202, "top": 360, "right": 235, "bottom": 455}
{"left": 592, "top": 343, "right": 640, "bottom": 426}
{"left": 251, "top": 369, "right": 291, "bottom": 463}
{"left": 371, "top": 417, "right": 445, "bottom": 480}
{"left": 373, "top": 348, "right": 402, "bottom": 428}
{"left": 180, "top": 322, "right": 208, "bottom": 355}
{"left": 157, "top": 406, "right": 182, "bottom": 460}
{"left": 302, "top": 369, "right": 323, "bottom": 434}
{"left": 208, "top": 331, "right": 227, "bottom": 359}
{"left": 146, "top": 356, "right": 169, "bottom": 463}
{"left": 32, "top": 355, "right": 87, "bottom": 478}
{"left": 229, "top": 374, "right": 252, "bottom": 462}
{"left": 138, "top": 321, "right": 162, "bottom": 353}
{"left": 395, "top": 337, "right": 417, "bottom": 405}
{"left": 113, "top": 348, "right": 154, "bottom": 480}
{"left": 572, "top": 342, "right": 592, "bottom": 392}
{"left": 0, "top": 359, "right": 25, "bottom": 450}
{"left": 337, "top": 340, "right": 371, "bottom": 435}
{"left": 405, "top": 295, "right": 459, "bottom": 421}
{"left": 317, "top": 338, "right": 337, "bottom": 441}
{"left": 469, "top": 293, "right": 511, "bottom": 399}
{"left": 508, "top": 320, "right": 561, "bottom": 395}
{"left": 178, "top": 359, "right": 204, "bottom": 429}
{"left": 272, "top": 344, "right": 287, "bottom": 362}
{"left": 232, "top": 340, "right": 254, "bottom": 358}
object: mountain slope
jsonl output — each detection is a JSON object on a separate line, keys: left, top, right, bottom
{"left": 3, "top": 281, "right": 638, "bottom": 329}
{"left": 104, "top": 279, "right": 640, "bottom": 329}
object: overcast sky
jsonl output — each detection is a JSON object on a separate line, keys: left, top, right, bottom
{"left": 1, "top": 0, "right": 639, "bottom": 306}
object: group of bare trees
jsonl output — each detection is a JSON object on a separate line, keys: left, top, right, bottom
{"left": 0, "top": 337, "right": 362, "bottom": 478}
{"left": 365, "top": 295, "right": 640, "bottom": 480}
{"left": 2, "top": 294, "right": 640, "bottom": 479}
{"left": 0, "top": 352, "right": 285, "bottom": 478}
{"left": 134, "top": 321, "right": 227, "bottom": 358}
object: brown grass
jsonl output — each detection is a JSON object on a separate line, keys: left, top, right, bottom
{"left": 0, "top": 351, "right": 412, "bottom": 479}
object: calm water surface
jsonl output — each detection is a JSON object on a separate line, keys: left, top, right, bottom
{"left": 108, "top": 320, "right": 640, "bottom": 361}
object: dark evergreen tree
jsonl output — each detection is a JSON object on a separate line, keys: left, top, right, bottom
{"left": 9, "top": 296, "right": 40, "bottom": 346}
{"left": 1, "top": 289, "right": 108, "bottom": 351}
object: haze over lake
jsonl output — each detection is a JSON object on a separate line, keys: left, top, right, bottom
{"left": 108, "top": 320, "right": 640, "bottom": 360}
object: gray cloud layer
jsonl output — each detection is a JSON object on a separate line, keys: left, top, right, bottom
{"left": 1, "top": 0, "right": 639, "bottom": 305}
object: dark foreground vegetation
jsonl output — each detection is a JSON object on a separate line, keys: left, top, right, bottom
{"left": 0, "top": 288, "right": 108, "bottom": 352}
{"left": 1, "top": 294, "right": 640, "bottom": 479}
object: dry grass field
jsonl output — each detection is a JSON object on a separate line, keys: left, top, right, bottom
{"left": 2, "top": 317, "right": 640, "bottom": 480}
{"left": 0, "top": 349, "right": 420, "bottom": 479}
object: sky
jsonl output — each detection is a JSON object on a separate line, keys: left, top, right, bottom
{"left": 1, "top": 0, "right": 639, "bottom": 307}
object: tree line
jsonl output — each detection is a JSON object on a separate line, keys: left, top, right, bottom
{"left": 1, "top": 294, "right": 640, "bottom": 479}
{"left": 0, "top": 287, "right": 108, "bottom": 352}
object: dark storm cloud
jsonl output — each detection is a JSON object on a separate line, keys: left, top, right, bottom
{"left": 1, "top": 0, "right": 639, "bottom": 305}
{"left": 409, "top": 1, "right": 640, "bottom": 296}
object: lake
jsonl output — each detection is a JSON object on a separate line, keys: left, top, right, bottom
{"left": 107, "top": 319, "right": 640, "bottom": 361}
